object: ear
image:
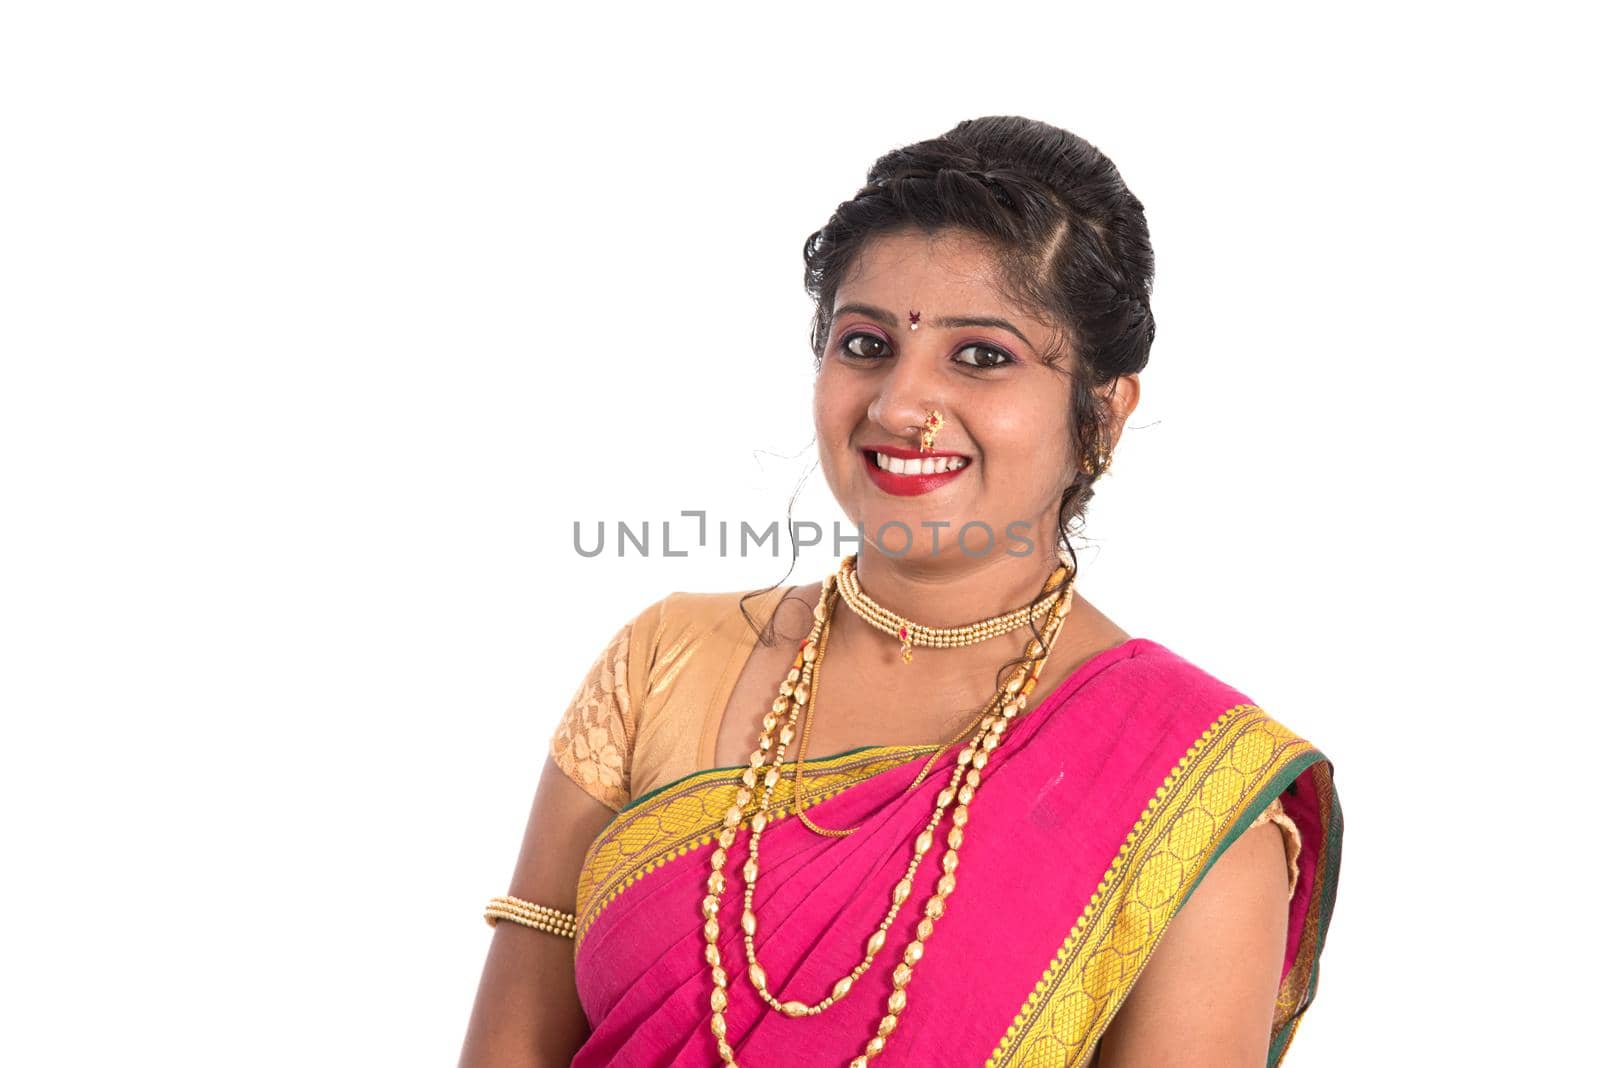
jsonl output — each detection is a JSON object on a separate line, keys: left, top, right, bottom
{"left": 1103, "top": 373, "right": 1141, "bottom": 448}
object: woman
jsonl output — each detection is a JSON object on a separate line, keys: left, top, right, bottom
{"left": 459, "top": 116, "right": 1342, "bottom": 1067}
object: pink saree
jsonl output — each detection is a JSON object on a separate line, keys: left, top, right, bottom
{"left": 568, "top": 637, "right": 1342, "bottom": 1066}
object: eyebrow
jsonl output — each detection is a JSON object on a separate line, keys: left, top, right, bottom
{"left": 832, "top": 302, "right": 1037, "bottom": 351}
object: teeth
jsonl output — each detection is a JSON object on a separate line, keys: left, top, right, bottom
{"left": 872, "top": 452, "right": 968, "bottom": 476}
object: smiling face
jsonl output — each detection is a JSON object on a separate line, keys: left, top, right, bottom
{"left": 813, "top": 227, "right": 1087, "bottom": 565}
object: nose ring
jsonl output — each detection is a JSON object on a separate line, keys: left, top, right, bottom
{"left": 919, "top": 409, "right": 944, "bottom": 453}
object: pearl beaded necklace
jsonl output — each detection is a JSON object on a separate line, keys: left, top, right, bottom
{"left": 835, "top": 557, "right": 1063, "bottom": 663}
{"left": 701, "top": 555, "right": 1077, "bottom": 1066}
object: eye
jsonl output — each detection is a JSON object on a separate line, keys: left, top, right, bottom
{"left": 840, "top": 332, "right": 890, "bottom": 359}
{"left": 953, "top": 343, "right": 1015, "bottom": 369}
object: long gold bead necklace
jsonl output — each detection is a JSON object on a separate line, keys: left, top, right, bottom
{"left": 791, "top": 560, "right": 1065, "bottom": 836}
{"left": 793, "top": 563, "right": 1067, "bottom": 836}
{"left": 702, "top": 554, "right": 1078, "bottom": 1067}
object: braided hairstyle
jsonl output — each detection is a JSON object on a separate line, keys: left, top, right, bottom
{"left": 803, "top": 114, "right": 1156, "bottom": 581}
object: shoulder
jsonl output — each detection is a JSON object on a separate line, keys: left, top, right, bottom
{"left": 622, "top": 584, "right": 807, "bottom": 696}
{"left": 630, "top": 584, "right": 798, "bottom": 646}
{"left": 1110, "top": 638, "right": 1326, "bottom": 757}
{"left": 1124, "top": 639, "right": 1338, "bottom": 883}
{"left": 1104, "top": 640, "right": 1334, "bottom": 860}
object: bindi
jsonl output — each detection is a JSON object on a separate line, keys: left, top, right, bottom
{"left": 908, "top": 309, "right": 921, "bottom": 331}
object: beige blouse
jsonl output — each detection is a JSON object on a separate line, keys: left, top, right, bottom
{"left": 549, "top": 588, "right": 1302, "bottom": 895}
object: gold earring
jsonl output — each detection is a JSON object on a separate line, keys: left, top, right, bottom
{"left": 919, "top": 409, "right": 944, "bottom": 452}
{"left": 1080, "top": 442, "right": 1113, "bottom": 476}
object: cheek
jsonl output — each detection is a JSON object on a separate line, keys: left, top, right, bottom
{"left": 813, "top": 366, "right": 862, "bottom": 434}
{"left": 812, "top": 375, "right": 857, "bottom": 473}
{"left": 976, "top": 394, "right": 1065, "bottom": 459}
{"left": 975, "top": 402, "right": 1072, "bottom": 493}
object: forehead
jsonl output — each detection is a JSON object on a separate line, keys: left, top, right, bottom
{"left": 834, "top": 229, "right": 1026, "bottom": 316}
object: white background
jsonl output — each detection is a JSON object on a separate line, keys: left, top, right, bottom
{"left": 3, "top": 3, "right": 1594, "bottom": 1064}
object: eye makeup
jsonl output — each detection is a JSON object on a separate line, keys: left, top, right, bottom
{"left": 835, "top": 328, "right": 1019, "bottom": 369}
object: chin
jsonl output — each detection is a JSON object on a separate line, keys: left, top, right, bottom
{"left": 850, "top": 509, "right": 997, "bottom": 564}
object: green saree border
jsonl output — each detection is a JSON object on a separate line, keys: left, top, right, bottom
{"left": 1187, "top": 749, "right": 1332, "bottom": 1067}
{"left": 573, "top": 743, "right": 941, "bottom": 950}
{"left": 986, "top": 705, "right": 1331, "bottom": 1067}
{"left": 617, "top": 744, "right": 893, "bottom": 818}
{"left": 1267, "top": 759, "right": 1343, "bottom": 1065}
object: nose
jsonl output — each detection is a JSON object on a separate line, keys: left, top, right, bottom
{"left": 866, "top": 351, "right": 945, "bottom": 445}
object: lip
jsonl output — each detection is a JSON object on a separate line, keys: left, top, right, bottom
{"left": 860, "top": 446, "right": 972, "bottom": 497}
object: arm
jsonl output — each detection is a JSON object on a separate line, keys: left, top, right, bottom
{"left": 457, "top": 755, "right": 618, "bottom": 1068}
{"left": 1095, "top": 818, "right": 1291, "bottom": 1067}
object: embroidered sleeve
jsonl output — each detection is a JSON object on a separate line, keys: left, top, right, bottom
{"left": 549, "top": 620, "right": 636, "bottom": 812}
{"left": 1249, "top": 794, "right": 1303, "bottom": 897}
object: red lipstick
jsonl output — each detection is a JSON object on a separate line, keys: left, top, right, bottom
{"left": 860, "top": 445, "right": 972, "bottom": 497}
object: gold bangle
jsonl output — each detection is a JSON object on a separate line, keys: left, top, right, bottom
{"left": 483, "top": 895, "right": 578, "bottom": 939}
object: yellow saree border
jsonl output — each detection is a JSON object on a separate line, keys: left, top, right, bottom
{"left": 572, "top": 743, "right": 940, "bottom": 951}
{"left": 986, "top": 704, "right": 1329, "bottom": 1068}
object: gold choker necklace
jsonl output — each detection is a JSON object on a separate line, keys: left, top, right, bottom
{"left": 834, "top": 553, "right": 1066, "bottom": 663}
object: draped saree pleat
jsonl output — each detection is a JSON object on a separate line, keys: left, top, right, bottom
{"left": 567, "top": 637, "right": 1342, "bottom": 1067}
